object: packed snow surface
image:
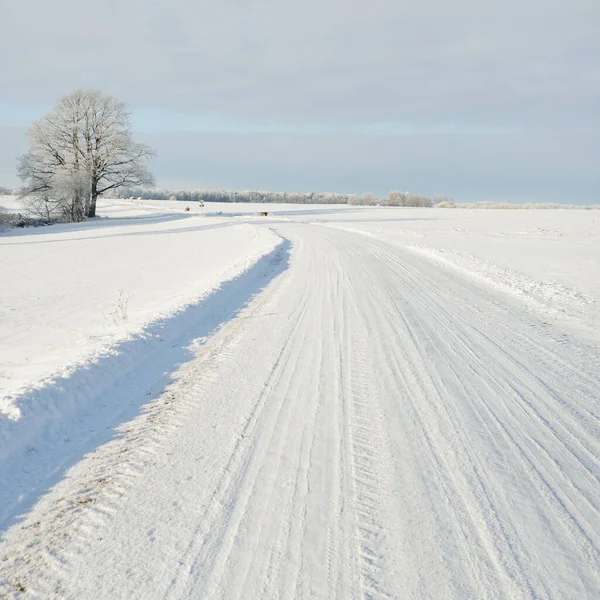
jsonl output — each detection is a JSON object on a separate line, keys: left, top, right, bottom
{"left": 1, "top": 197, "right": 599, "bottom": 598}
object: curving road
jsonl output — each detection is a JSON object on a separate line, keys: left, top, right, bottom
{"left": 2, "top": 223, "right": 600, "bottom": 599}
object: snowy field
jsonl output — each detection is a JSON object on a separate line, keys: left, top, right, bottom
{"left": 100, "top": 197, "right": 600, "bottom": 343}
{"left": 1, "top": 196, "right": 600, "bottom": 598}
{"left": 0, "top": 196, "right": 280, "bottom": 404}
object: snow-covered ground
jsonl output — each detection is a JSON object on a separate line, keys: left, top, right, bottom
{"left": 116, "top": 199, "right": 600, "bottom": 343}
{"left": 313, "top": 207, "right": 600, "bottom": 344}
{"left": 104, "top": 199, "right": 600, "bottom": 311}
{"left": 1, "top": 197, "right": 599, "bottom": 598}
{"left": 0, "top": 197, "right": 280, "bottom": 404}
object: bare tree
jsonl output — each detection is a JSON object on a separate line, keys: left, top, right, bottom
{"left": 18, "top": 90, "right": 155, "bottom": 220}
{"left": 387, "top": 190, "right": 433, "bottom": 207}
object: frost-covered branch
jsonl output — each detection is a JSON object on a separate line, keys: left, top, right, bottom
{"left": 18, "top": 90, "right": 154, "bottom": 221}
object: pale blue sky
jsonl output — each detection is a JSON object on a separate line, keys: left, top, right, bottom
{"left": 1, "top": 0, "right": 598, "bottom": 202}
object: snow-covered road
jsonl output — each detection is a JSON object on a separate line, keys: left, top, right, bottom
{"left": 2, "top": 222, "right": 600, "bottom": 599}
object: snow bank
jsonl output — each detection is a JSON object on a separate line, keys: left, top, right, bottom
{"left": 0, "top": 203, "right": 280, "bottom": 461}
{"left": 0, "top": 236, "right": 289, "bottom": 527}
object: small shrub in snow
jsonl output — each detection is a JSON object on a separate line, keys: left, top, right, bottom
{"left": 0, "top": 209, "right": 57, "bottom": 229}
{"left": 105, "top": 290, "right": 129, "bottom": 326}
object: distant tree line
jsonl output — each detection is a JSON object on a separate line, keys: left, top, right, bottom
{"left": 348, "top": 191, "right": 437, "bottom": 207}
{"left": 118, "top": 187, "right": 361, "bottom": 204}
{"left": 0, "top": 186, "right": 14, "bottom": 195}
{"left": 116, "top": 187, "right": 439, "bottom": 207}
{"left": 386, "top": 191, "right": 434, "bottom": 207}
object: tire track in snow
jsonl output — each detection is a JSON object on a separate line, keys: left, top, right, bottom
{"left": 384, "top": 246, "right": 600, "bottom": 563}
{"left": 336, "top": 258, "right": 394, "bottom": 600}
{"left": 344, "top": 241, "right": 499, "bottom": 599}
{"left": 165, "top": 268, "right": 316, "bottom": 599}
{"left": 361, "top": 236, "right": 600, "bottom": 597}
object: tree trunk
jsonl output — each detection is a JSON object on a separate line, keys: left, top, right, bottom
{"left": 88, "top": 181, "right": 98, "bottom": 218}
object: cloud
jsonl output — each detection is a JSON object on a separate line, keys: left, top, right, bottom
{"left": 2, "top": 0, "right": 598, "bottom": 125}
{"left": 140, "top": 130, "right": 600, "bottom": 203}
{"left": 0, "top": 0, "right": 598, "bottom": 200}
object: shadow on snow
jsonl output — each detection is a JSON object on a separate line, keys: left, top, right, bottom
{"left": 0, "top": 237, "right": 291, "bottom": 536}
